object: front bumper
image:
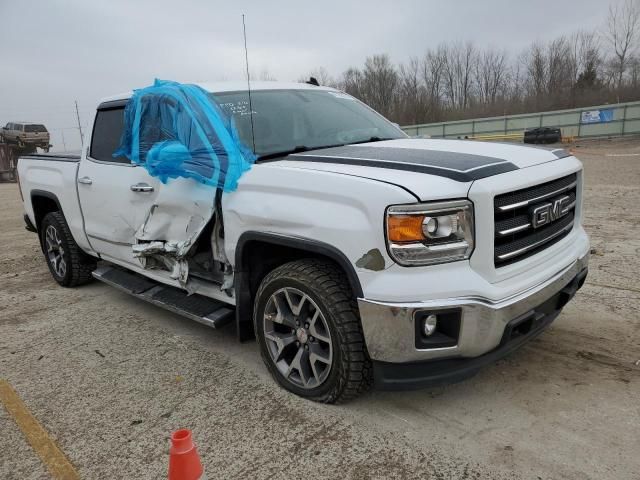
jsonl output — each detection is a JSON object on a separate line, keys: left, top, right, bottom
{"left": 357, "top": 254, "right": 588, "bottom": 387}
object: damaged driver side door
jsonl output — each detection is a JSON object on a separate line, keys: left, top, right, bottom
{"left": 78, "top": 104, "right": 217, "bottom": 284}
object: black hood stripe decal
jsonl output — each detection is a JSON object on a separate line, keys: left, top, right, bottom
{"left": 289, "top": 154, "right": 518, "bottom": 182}
{"left": 288, "top": 145, "right": 519, "bottom": 182}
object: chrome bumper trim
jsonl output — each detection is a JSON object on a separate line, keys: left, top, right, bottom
{"left": 357, "top": 253, "right": 589, "bottom": 363}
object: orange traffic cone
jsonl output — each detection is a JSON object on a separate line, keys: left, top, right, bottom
{"left": 169, "top": 429, "right": 204, "bottom": 480}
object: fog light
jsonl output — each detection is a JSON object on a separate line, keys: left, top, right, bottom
{"left": 422, "top": 314, "right": 438, "bottom": 337}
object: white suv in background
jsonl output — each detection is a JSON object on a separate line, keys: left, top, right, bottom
{"left": 2, "top": 122, "right": 50, "bottom": 150}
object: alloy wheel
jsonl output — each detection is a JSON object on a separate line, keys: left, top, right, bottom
{"left": 45, "top": 225, "right": 66, "bottom": 278}
{"left": 263, "top": 287, "right": 333, "bottom": 389}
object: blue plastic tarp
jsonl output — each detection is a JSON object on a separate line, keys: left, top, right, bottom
{"left": 114, "top": 79, "right": 255, "bottom": 192}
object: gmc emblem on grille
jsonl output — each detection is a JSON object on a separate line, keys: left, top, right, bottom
{"left": 531, "top": 195, "right": 571, "bottom": 228}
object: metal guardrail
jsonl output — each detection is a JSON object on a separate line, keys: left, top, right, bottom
{"left": 402, "top": 100, "right": 640, "bottom": 140}
{"left": 467, "top": 133, "right": 523, "bottom": 141}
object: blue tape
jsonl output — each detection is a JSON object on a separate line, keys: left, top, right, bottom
{"left": 114, "top": 79, "right": 255, "bottom": 192}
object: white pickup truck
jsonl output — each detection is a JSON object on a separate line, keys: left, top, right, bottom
{"left": 17, "top": 81, "right": 589, "bottom": 403}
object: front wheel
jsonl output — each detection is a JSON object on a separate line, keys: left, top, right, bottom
{"left": 40, "top": 212, "right": 96, "bottom": 287}
{"left": 254, "top": 259, "right": 372, "bottom": 403}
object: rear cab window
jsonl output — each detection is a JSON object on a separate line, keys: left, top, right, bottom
{"left": 25, "top": 124, "right": 47, "bottom": 133}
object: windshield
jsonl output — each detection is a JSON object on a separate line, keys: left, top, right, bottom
{"left": 212, "top": 89, "right": 405, "bottom": 159}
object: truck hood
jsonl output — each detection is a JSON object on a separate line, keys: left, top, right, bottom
{"left": 269, "top": 138, "right": 570, "bottom": 200}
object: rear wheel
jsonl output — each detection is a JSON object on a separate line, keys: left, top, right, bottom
{"left": 254, "top": 259, "right": 371, "bottom": 403}
{"left": 40, "top": 212, "right": 96, "bottom": 287}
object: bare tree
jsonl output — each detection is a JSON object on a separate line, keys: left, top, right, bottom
{"left": 546, "top": 37, "right": 573, "bottom": 96}
{"left": 442, "top": 42, "right": 477, "bottom": 111}
{"left": 508, "top": 56, "right": 526, "bottom": 107}
{"left": 475, "top": 48, "right": 509, "bottom": 106}
{"left": 629, "top": 55, "right": 640, "bottom": 87}
{"left": 605, "top": 0, "right": 640, "bottom": 87}
{"left": 341, "top": 67, "right": 365, "bottom": 99}
{"left": 398, "top": 57, "right": 427, "bottom": 124}
{"left": 360, "top": 54, "right": 398, "bottom": 118}
{"left": 523, "top": 41, "right": 547, "bottom": 102}
{"left": 421, "top": 45, "right": 447, "bottom": 120}
{"left": 569, "top": 31, "right": 602, "bottom": 84}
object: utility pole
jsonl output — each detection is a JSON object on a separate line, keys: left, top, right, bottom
{"left": 61, "top": 129, "right": 67, "bottom": 151}
{"left": 74, "top": 100, "right": 84, "bottom": 146}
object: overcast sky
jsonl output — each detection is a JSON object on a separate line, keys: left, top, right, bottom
{"left": 0, "top": 0, "right": 618, "bottom": 151}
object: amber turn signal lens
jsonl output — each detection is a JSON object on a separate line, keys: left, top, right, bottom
{"left": 387, "top": 215, "right": 425, "bottom": 243}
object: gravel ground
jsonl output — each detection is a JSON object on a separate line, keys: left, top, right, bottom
{"left": 1, "top": 137, "right": 639, "bottom": 479}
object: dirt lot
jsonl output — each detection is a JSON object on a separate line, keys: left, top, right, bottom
{"left": 1, "top": 137, "right": 639, "bottom": 479}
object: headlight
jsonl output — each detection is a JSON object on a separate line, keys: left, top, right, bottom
{"left": 386, "top": 200, "right": 474, "bottom": 266}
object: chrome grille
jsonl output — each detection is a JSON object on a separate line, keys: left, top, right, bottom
{"left": 494, "top": 173, "right": 577, "bottom": 267}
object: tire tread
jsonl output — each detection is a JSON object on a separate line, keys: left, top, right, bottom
{"left": 255, "top": 259, "right": 372, "bottom": 403}
{"left": 41, "top": 211, "right": 96, "bottom": 287}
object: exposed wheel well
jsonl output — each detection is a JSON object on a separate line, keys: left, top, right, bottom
{"left": 31, "top": 193, "right": 61, "bottom": 232}
{"left": 234, "top": 233, "right": 363, "bottom": 342}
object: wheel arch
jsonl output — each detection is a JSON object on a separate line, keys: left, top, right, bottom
{"left": 234, "top": 231, "right": 364, "bottom": 342}
{"left": 30, "top": 190, "right": 63, "bottom": 232}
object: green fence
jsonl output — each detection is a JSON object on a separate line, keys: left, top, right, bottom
{"left": 401, "top": 101, "right": 640, "bottom": 139}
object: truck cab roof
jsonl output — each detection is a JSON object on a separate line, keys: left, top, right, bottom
{"left": 99, "top": 81, "right": 337, "bottom": 104}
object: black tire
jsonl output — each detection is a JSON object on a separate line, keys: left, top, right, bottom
{"left": 40, "top": 211, "right": 96, "bottom": 287}
{"left": 254, "top": 259, "right": 372, "bottom": 403}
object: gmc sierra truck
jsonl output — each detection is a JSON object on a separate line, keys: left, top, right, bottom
{"left": 17, "top": 81, "right": 589, "bottom": 403}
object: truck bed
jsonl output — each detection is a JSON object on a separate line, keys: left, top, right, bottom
{"left": 20, "top": 151, "right": 81, "bottom": 162}
{"left": 18, "top": 151, "right": 87, "bottom": 249}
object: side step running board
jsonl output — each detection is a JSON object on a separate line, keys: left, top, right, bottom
{"left": 92, "top": 265, "right": 235, "bottom": 329}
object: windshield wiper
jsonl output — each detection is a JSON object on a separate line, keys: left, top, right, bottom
{"left": 257, "top": 138, "right": 396, "bottom": 161}
{"left": 258, "top": 146, "right": 312, "bottom": 161}
{"left": 257, "top": 143, "right": 345, "bottom": 161}
{"left": 348, "top": 136, "right": 395, "bottom": 145}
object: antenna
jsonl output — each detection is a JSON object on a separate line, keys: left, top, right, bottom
{"left": 242, "top": 14, "right": 256, "bottom": 153}
{"left": 74, "top": 100, "right": 84, "bottom": 146}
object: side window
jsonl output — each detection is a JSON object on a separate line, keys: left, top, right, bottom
{"left": 89, "top": 107, "right": 129, "bottom": 163}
